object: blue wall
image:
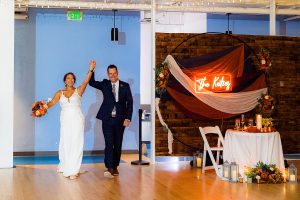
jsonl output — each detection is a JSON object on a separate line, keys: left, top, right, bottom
{"left": 14, "top": 12, "right": 36, "bottom": 152}
{"left": 15, "top": 9, "right": 140, "bottom": 151}
{"left": 286, "top": 21, "right": 300, "bottom": 36}
{"left": 208, "top": 18, "right": 300, "bottom": 36}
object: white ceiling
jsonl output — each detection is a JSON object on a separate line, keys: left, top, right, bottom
{"left": 15, "top": 0, "right": 300, "bottom": 16}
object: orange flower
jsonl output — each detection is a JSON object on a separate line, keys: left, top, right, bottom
{"left": 261, "top": 172, "right": 268, "bottom": 179}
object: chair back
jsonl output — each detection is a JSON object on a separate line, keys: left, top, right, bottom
{"left": 199, "top": 126, "right": 224, "bottom": 148}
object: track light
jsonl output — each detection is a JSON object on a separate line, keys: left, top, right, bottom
{"left": 225, "top": 13, "right": 232, "bottom": 34}
{"left": 111, "top": 9, "right": 118, "bottom": 41}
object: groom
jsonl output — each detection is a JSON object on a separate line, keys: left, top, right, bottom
{"left": 89, "top": 64, "right": 133, "bottom": 178}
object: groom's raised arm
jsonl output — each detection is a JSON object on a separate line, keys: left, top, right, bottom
{"left": 89, "top": 72, "right": 103, "bottom": 90}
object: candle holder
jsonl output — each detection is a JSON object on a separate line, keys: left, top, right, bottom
{"left": 247, "top": 177, "right": 252, "bottom": 183}
{"left": 267, "top": 126, "right": 272, "bottom": 132}
{"left": 196, "top": 152, "right": 203, "bottom": 168}
{"left": 239, "top": 177, "right": 244, "bottom": 183}
{"left": 241, "top": 114, "right": 245, "bottom": 131}
{"left": 235, "top": 119, "right": 240, "bottom": 130}
{"left": 283, "top": 173, "right": 287, "bottom": 183}
{"left": 230, "top": 162, "right": 239, "bottom": 182}
{"left": 248, "top": 118, "right": 253, "bottom": 127}
{"left": 263, "top": 127, "right": 267, "bottom": 132}
{"left": 257, "top": 179, "right": 261, "bottom": 184}
{"left": 288, "top": 163, "right": 297, "bottom": 183}
{"left": 256, "top": 175, "right": 261, "bottom": 184}
{"left": 192, "top": 152, "right": 197, "bottom": 168}
{"left": 223, "top": 161, "right": 231, "bottom": 180}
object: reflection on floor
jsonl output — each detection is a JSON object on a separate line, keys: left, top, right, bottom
{"left": 13, "top": 155, "right": 125, "bottom": 165}
{"left": 4, "top": 157, "right": 299, "bottom": 200}
{"left": 156, "top": 156, "right": 193, "bottom": 162}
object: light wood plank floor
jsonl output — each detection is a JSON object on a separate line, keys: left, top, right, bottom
{"left": 0, "top": 155, "right": 299, "bottom": 200}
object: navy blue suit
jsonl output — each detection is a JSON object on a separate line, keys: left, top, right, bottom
{"left": 89, "top": 72, "right": 133, "bottom": 169}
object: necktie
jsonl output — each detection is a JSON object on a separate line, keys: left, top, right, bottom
{"left": 112, "top": 83, "right": 116, "bottom": 117}
{"left": 112, "top": 83, "right": 116, "bottom": 99}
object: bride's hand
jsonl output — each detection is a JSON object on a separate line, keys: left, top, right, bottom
{"left": 89, "top": 60, "right": 96, "bottom": 71}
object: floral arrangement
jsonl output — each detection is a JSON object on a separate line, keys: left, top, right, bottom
{"left": 244, "top": 161, "right": 284, "bottom": 184}
{"left": 31, "top": 101, "right": 48, "bottom": 118}
{"left": 258, "top": 47, "right": 271, "bottom": 71}
{"left": 256, "top": 93, "right": 275, "bottom": 118}
{"left": 262, "top": 118, "right": 273, "bottom": 127}
{"left": 155, "top": 62, "right": 170, "bottom": 97}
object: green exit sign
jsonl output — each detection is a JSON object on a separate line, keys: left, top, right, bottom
{"left": 67, "top": 11, "right": 83, "bottom": 21}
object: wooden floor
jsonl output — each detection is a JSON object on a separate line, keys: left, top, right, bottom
{"left": 0, "top": 155, "right": 299, "bottom": 200}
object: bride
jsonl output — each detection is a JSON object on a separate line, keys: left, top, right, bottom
{"left": 46, "top": 60, "right": 96, "bottom": 180}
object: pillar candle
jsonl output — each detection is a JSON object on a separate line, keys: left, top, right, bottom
{"left": 256, "top": 114, "right": 262, "bottom": 130}
{"left": 224, "top": 170, "right": 229, "bottom": 178}
{"left": 290, "top": 175, "right": 296, "bottom": 181}
{"left": 196, "top": 157, "right": 202, "bottom": 168}
{"left": 231, "top": 169, "right": 237, "bottom": 182}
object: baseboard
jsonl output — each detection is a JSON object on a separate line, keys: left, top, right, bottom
{"left": 14, "top": 150, "right": 138, "bottom": 156}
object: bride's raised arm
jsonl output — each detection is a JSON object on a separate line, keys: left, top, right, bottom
{"left": 78, "top": 60, "right": 96, "bottom": 96}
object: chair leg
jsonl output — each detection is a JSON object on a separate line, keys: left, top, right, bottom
{"left": 202, "top": 149, "right": 206, "bottom": 174}
{"left": 216, "top": 150, "right": 220, "bottom": 165}
{"left": 207, "top": 149, "right": 222, "bottom": 178}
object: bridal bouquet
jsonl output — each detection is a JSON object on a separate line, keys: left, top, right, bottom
{"left": 31, "top": 101, "right": 48, "bottom": 118}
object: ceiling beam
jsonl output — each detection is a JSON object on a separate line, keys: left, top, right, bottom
{"left": 15, "top": 0, "right": 300, "bottom": 16}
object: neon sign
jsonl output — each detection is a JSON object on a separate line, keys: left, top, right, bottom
{"left": 195, "top": 75, "right": 232, "bottom": 93}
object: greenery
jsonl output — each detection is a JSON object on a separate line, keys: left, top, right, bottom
{"left": 244, "top": 161, "right": 283, "bottom": 184}
{"left": 155, "top": 62, "right": 170, "bottom": 97}
{"left": 258, "top": 47, "right": 272, "bottom": 72}
{"left": 256, "top": 93, "right": 275, "bottom": 118}
{"left": 262, "top": 118, "right": 273, "bottom": 127}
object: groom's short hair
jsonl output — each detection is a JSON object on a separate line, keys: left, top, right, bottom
{"left": 107, "top": 64, "right": 118, "bottom": 73}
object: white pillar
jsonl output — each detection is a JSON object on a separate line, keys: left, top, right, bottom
{"left": 0, "top": 0, "right": 14, "bottom": 168}
{"left": 151, "top": 0, "right": 156, "bottom": 163}
{"left": 269, "top": 0, "right": 276, "bottom": 35}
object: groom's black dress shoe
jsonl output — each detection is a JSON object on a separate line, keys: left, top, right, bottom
{"left": 113, "top": 168, "right": 119, "bottom": 176}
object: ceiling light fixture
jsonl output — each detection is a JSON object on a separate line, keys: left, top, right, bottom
{"left": 111, "top": 9, "right": 118, "bottom": 41}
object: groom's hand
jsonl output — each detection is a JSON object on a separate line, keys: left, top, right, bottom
{"left": 123, "top": 119, "right": 131, "bottom": 127}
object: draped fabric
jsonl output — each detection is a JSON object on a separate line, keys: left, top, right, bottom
{"left": 165, "top": 55, "right": 267, "bottom": 115}
{"left": 155, "top": 98, "right": 174, "bottom": 154}
{"left": 179, "top": 45, "right": 245, "bottom": 78}
{"left": 156, "top": 44, "right": 268, "bottom": 153}
{"left": 167, "top": 73, "right": 267, "bottom": 119}
{"left": 160, "top": 44, "right": 267, "bottom": 119}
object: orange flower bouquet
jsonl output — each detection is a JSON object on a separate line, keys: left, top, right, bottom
{"left": 244, "top": 161, "right": 283, "bottom": 184}
{"left": 31, "top": 101, "right": 48, "bottom": 118}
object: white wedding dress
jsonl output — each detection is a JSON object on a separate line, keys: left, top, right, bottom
{"left": 58, "top": 88, "right": 84, "bottom": 177}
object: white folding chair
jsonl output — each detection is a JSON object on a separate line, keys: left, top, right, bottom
{"left": 199, "top": 126, "right": 224, "bottom": 177}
